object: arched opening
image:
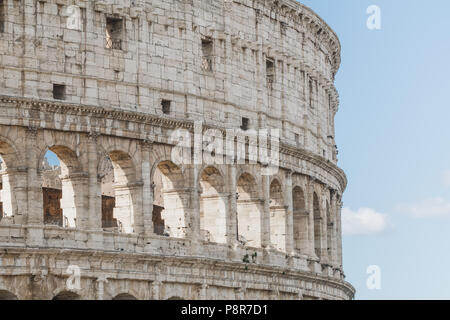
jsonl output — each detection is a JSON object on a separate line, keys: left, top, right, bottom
{"left": 52, "top": 291, "right": 81, "bottom": 300}
{"left": 100, "top": 151, "right": 139, "bottom": 234}
{"left": 313, "top": 192, "right": 322, "bottom": 258}
{"left": 237, "top": 173, "right": 261, "bottom": 247}
{"left": 199, "top": 167, "right": 227, "bottom": 243}
{"left": 152, "top": 161, "right": 187, "bottom": 238}
{"left": 0, "top": 290, "right": 18, "bottom": 300}
{"left": 41, "top": 147, "right": 84, "bottom": 228}
{"left": 167, "top": 296, "right": 184, "bottom": 300}
{"left": 293, "top": 186, "right": 309, "bottom": 254}
{"left": 269, "top": 179, "right": 286, "bottom": 252}
{"left": 112, "top": 293, "right": 138, "bottom": 300}
{"left": 0, "top": 139, "right": 23, "bottom": 224}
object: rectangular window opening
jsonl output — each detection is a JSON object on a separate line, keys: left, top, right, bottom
{"left": 162, "top": 100, "right": 171, "bottom": 115}
{"left": 0, "top": 0, "right": 4, "bottom": 33}
{"left": 201, "top": 38, "right": 213, "bottom": 71}
{"left": 53, "top": 84, "right": 66, "bottom": 100}
{"left": 266, "top": 58, "right": 275, "bottom": 89}
{"left": 241, "top": 117, "right": 250, "bottom": 131}
{"left": 106, "top": 17, "right": 123, "bottom": 50}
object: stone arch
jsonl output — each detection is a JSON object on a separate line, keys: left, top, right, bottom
{"left": 0, "top": 289, "right": 18, "bottom": 300}
{"left": 40, "top": 145, "right": 86, "bottom": 228}
{"left": 269, "top": 178, "right": 286, "bottom": 252}
{"left": 292, "top": 186, "right": 309, "bottom": 254}
{"left": 167, "top": 296, "right": 184, "bottom": 300}
{"left": 104, "top": 149, "right": 140, "bottom": 234}
{"left": 0, "top": 137, "right": 22, "bottom": 222}
{"left": 199, "top": 166, "right": 227, "bottom": 244}
{"left": 237, "top": 172, "right": 262, "bottom": 247}
{"left": 112, "top": 293, "right": 138, "bottom": 300}
{"left": 313, "top": 192, "right": 322, "bottom": 258}
{"left": 152, "top": 160, "right": 187, "bottom": 238}
{"left": 52, "top": 291, "right": 81, "bottom": 300}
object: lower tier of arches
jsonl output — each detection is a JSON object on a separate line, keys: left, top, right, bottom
{"left": 0, "top": 247, "right": 355, "bottom": 300}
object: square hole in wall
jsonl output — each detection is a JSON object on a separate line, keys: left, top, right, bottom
{"left": 53, "top": 84, "right": 66, "bottom": 100}
{"left": 241, "top": 117, "right": 249, "bottom": 131}
{"left": 106, "top": 17, "right": 123, "bottom": 50}
{"left": 0, "top": 0, "right": 4, "bottom": 33}
{"left": 162, "top": 100, "right": 171, "bottom": 115}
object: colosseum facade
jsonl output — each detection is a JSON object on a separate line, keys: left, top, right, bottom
{"left": 0, "top": 0, "right": 355, "bottom": 300}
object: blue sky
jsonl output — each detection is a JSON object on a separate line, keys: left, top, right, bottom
{"left": 298, "top": 0, "right": 450, "bottom": 299}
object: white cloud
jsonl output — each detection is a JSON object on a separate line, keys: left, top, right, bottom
{"left": 396, "top": 197, "right": 450, "bottom": 219}
{"left": 342, "top": 207, "right": 391, "bottom": 236}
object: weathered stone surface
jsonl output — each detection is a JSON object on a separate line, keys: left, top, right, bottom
{"left": 0, "top": 0, "right": 354, "bottom": 300}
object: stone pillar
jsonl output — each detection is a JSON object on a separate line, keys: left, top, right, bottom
{"left": 319, "top": 193, "right": 329, "bottom": 263}
{"left": 87, "top": 133, "right": 101, "bottom": 231}
{"left": 306, "top": 180, "right": 316, "bottom": 258}
{"left": 198, "top": 283, "right": 208, "bottom": 300}
{"left": 337, "top": 198, "right": 343, "bottom": 268}
{"left": 235, "top": 287, "right": 246, "bottom": 300}
{"left": 151, "top": 280, "right": 162, "bottom": 300}
{"left": 330, "top": 191, "right": 338, "bottom": 266}
{"left": 60, "top": 173, "right": 88, "bottom": 229}
{"left": 227, "top": 164, "right": 238, "bottom": 259}
{"left": 141, "top": 140, "right": 154, "bottom": 237}
{"left": 284, "top": 171, "right": 294, "bottom": 255}
{"left": 95, "top": 276, "right": 108, "bottom": 300}
{"left": 189, "top": 165, "right": 201, "bottom": 252}
{"left": 261, "top": 174, "right": 270, "bottom": 249}
{"left": 25, "top": 127, "right": 43, "bottom": 245}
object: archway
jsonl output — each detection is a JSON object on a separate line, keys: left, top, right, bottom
{"left": 0, "top": 290, "right": 18, "bottom": 300}
{"left": 293, "top": 186, "right": 309, "bottom": 254}
{"left": 0, "top": 139, "right": 22, "bottom": 223}
{"left": 100, "top": 151, "right": 139, "bottom": 234}
{"left": 112, "top": 293, "right": 138, "bottom": 300}
{"left": 52, "top": 291, "right": 81, "bottom": 300}
{"left": 269, "top": 179, "right": 286, "bottom": 252}
{"left": 236, "top": 173, "right": 262, "bottom": 247}
{"left": 41, "top": 146, "right": 84, "bottom": 228}
{"left": 199, "top": 166, "right": 227, "bottom": 244}
{"left": 152, "top": 161, "right": 187, "bottom": 238}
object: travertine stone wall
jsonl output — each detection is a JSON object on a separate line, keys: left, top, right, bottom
{"left": 0, "top": 0, "right": 353, "bottom": 300}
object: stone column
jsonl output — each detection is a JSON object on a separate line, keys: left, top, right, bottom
{"left": 60, "top": 173, "right": 88, "bottom": 229}
{"left": 189, "top": 165, "right": 201, "bottom": 252}
{"left": 87, "top": 133, "right": 101, "bottom": 231}
{"left": 306, "top": 179, "right": 316, "bottom": 258}
{"left": 141, "top": 140, "right": 154, "bottom": 237}
{"left": 95, "top": 276, "right": 108, "bottom": 300}
{"left": 284, "top": 171, "right": 294, "bottom": 255}
{"left": 261, "top": 174, "right": 270, "bottom": 249}
{"left": 25, "top": 127, "right": 43, "bottom": 245}
{"left": 226, "top": 164, "right": 238, "bottom": 259}
{"left": 198, "top": 283, "right": 208, "bottom": 300}
{"left": 151, "top": 280, "right": 162, "bottom": 300}
{"left": 330, "top": 191, "right": 338, "bottom": 267}
{"left": 337, "top": 198, "right": 343, "bottom": 268}
{"left": 319, "top": 193, "right": 329, "bottom": 263}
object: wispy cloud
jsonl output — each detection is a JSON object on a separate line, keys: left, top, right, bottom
{"left": 396, "top": 197, "right": 450, "bottom": 219}
{"left": 342, "top": 207, "right": 391, "bottom": 236}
